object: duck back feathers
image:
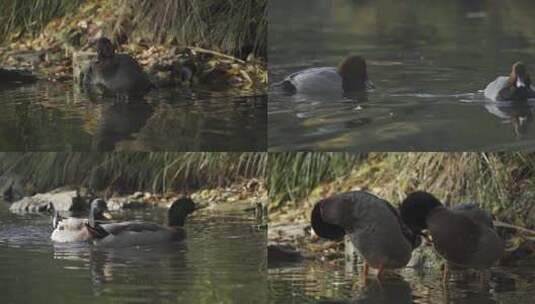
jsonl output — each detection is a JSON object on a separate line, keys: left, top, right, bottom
{"left": 311, "top": 191, "right": 415, "bottom": 269}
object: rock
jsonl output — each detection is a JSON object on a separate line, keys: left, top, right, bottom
{"left": 72, "top": 51, "right": 95, "bottom": 85}
{"left": 406, "top": 244, "right": 443, "bottom": 270}
{"left": 0, "top": 68, "right": 38, "bottom": 84}
{"left": 268, "top": 245, "right": 306, "bottom": 268}
{"left": 9, "top": 189, "right": 85, "bottom": 213}
{"left": 106, "top": 196, "right": 152, "bottom": 211}
{"left": 0, "top": 174, "right": 26, "bottom": 202}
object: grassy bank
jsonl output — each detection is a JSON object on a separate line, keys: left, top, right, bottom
{"left": 0, "top": 0, "right": 266, "bottom": 57}
{"left": 268, "top": 152, "right": 535, "bottom": 227}
{"left": 0, "top": 152, "right": 266, "bottom": 194}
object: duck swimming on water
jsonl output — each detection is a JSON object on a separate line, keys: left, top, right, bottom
{"left": 484, "top": 62, "right": 535, "bottom": 101}
{"left": 51, "top": 199, "right": 112, "bottom": 243}
{"left": 279, "top": 55, "right": 374, "bottom": 96}
{"left": 86, "top": 197, "right": 196, "bottom": 248}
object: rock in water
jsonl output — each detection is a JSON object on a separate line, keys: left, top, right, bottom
{"left": 9, "top": 189, "right": 85, "bottom": 213}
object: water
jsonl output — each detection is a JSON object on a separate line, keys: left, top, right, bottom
{"left": 268, "top": 259, "right": 535, "bottom": 303}
{"left": 0, "top": 82, "right": 267, "bottom": 151}
{"left": 268, "top": 0, "right": 535, "bottom": 151}
{"left": 0, "top": 202, "right": 267, "bottom": 304}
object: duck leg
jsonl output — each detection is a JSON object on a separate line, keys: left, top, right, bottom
{"left": 360, "top": 261, "right": 370, "bottom": 286}
{"left": 363, "top": 260, "right": 369, "bottom": 277}
{"left": 479, "top": 270, "right": 488, "bottom": 290}
{"left": 376, "top": 264, "right": 385, "bottom": 280}
{"left": 442, "top": 263, "right": 450, "bottom": 286}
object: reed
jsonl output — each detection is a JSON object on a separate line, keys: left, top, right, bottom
{"left": 268, "top": 152, "right": 535, "bottom": 225}
{"left": 0, "top": 152, "right": 266, "bottom": 193}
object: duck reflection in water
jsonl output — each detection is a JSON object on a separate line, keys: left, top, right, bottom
{"left": 484, "top": 100, "right": 534, "bottom": 139}
{"left": 87, "top": 101, "right": 154, "bottom": 150}
{"left": 315, "top": 276, "right": 413, "bottom": 304}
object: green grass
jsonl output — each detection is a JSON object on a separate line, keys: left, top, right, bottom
{"left": 0, "top": 152, "right": 266, "bottom": 194}
{"left": 0, "top": 0, "right": 83, "bottom": 42}
{"left": 267, "top": 152, "right": 365, "bottom": 203}
{"left": 117, "top": 0, "right": 266, "bottom": 57}
{"left": 268, "top": 152, "right": 535, "bottom": 226}
{"left": 0, "top": 0, "right": 267, "bottom": 58}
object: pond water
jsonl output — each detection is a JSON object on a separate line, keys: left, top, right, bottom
{"left": 0, "top": 202, "right": 267, "bottom": 304}
{"left": 0, "top": 83, "right": 267, "bottom": 151}
{"left": 268, "top": 259, "right": 535, "bottom": 303}
{"left": 268, "top": 0, "right": 535, "bottom": 151}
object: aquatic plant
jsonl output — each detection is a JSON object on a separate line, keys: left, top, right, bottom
{"left": 0, "top": 152, "right": 266, "bottom": 194}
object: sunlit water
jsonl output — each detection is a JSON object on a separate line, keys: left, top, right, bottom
{"left": 0, "top": 202, "right": 267, "bottom": 304}
{"left": 0, "top": 82, "right": 267, "bottom": 151}
{"left": 268, "top": 0, "right": 535, "bottom": 151}
{"left": 268, "top": 259, "right": 535, "bottom": 304}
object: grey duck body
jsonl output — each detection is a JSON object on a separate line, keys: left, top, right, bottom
{"left": 312, "top": 191, "right": 417, "bottom": 270}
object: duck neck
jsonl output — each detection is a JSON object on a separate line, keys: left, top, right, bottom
{"left": 168, "top": 206, "right": 189, "bottom": 227}
{"left": 88, "top": 212, "right": 96, "bottom": 228}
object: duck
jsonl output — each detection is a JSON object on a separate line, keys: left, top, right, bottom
{"left": 311, "top": 191, "right": 420, "bottom": 278}
{"left": 399, "top": 191, "right": 505, "bottom": 283}
{"left": 278, "top": 55, "right": 374, "bottom": 95}
{"left": 51, "top": 198, "right": 112, "bottom": 243}
{"left": 86, "top": 197, "right": 196, "bottom": 247}
{"left": 83, "top": 37, "right": 153, "bottom": 97}
{"left": 484, "top": 62, "right": 535, "bottom": 101}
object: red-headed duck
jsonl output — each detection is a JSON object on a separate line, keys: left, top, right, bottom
{"left": 484, "top": 62, "right": 535, "bottom": 101}
{"left": 280, "top": 55, "right": 374, "bottom": 95}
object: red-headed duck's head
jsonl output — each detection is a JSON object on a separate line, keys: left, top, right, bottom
{"left": 337, "top": 55, "right": 371, "bottom": 92}
{"left": 508, "top": 61, "right": 531, "bottom": 88}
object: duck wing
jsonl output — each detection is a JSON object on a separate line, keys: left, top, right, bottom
{"left": 100, "top": 221, "right": 167, "bottom": 235}
{"left": 428, "top": 207, "right": 502, "bottom": 267}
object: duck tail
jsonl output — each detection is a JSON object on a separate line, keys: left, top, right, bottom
{"left": 272, "top": 80, "right": 297, "bottom": 94}
{"left": 310, "top": 200, "right": 346, "bottom": 241}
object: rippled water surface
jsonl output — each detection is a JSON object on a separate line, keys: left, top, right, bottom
{"left": 0, "top": 83, "right": 266, "bottom": 151}
{"left": 269, "top": 259, "right": 535, "bottom": 304}
{"left": 268, "top": 0, "right": 535, "bottom": 150}
{"left": 0, "top": 202, "right": 267, "bottom": 304}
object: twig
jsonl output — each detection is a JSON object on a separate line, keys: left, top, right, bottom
{"left": 494, "top": 220, "right": 535, "bottom": 234}
{"left": 187, "top": 46, "right": 245, "bottom": 64}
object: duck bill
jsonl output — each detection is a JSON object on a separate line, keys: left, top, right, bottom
{"left": 420, "top": 230, "right": 433, "bottom": 246}
{"left": 102, "top": 211, "right": 113, "bottom": 220}
{"left": 516, "top": 76, "right": 526, "bottom": 88}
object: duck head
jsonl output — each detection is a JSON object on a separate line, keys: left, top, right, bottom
{"left": 337, "top": 55, "right": 373, "bottom": 92}
{"left": 509, "top": 62, "right": 531, "bottom": 89}
{"left": 168, "top": 197, "right": 196, "bottom": 227}
{"left": 310, "top": 199, "right": 346, "bottom": 240}
{"left": 88, "top": 198, "right": 112, "bottom": 227}
{"left": 399, "top": 191, "right": 442, "bottom": 235}
{"left": 95, "top": 37, "right": 115, "bottom": 59}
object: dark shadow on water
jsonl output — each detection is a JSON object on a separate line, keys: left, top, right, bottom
{"left": 0, "top": 82, "right": 266, "bottom": 151}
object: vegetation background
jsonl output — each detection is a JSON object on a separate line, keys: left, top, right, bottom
{"left": 268, "top": 152, "right": 535, "bottom": 227}
{"left": 0, "top": 0, "right": 267, "bottom": 58}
